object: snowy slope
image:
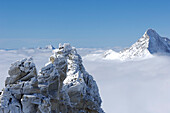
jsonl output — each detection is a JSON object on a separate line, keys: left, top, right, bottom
{"left": 103, "top": 49, "right": 120, "bottom": 60}
{"left": 83, "top": 48, "right": 122, "bottom": 61}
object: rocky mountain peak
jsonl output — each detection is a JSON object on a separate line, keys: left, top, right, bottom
{"left": 105, "top": 29, "right": 170, "bottom": 60}
{"left": 144, "top": 29, "right": 160, "bottom": 38}
{"left": 0, "top": 43, "right": 104, "bottom": 113}
{"left": 120, "top": 29, "right": 170, "bottom": 59}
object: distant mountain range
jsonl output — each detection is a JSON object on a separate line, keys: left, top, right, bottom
{"left": 1, "top": 29, "right": 169, "bottom": 61}
{"left": 37, "top": 45, "right": 55, "bottom": 50}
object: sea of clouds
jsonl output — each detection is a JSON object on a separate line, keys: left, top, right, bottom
{"left": 0, "top": 48, "right": 170, "bottom": 113}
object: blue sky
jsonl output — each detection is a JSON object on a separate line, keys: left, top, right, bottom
{"left": 0, "top": 0, "right": 170, "bottom": 49}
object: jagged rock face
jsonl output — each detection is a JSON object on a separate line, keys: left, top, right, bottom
{"left": 146, "top": 29, "right": 170, "bottom": 54}
{"left": 120, "top": 29, "right": 170, "bottom": 60}
{"left": 5, "top": 58, "right": 37, "bottom": 86}
{"left": 0, "top": 43, "right": 104, "bottom": 113}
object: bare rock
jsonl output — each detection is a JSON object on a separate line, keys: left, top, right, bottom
{"left": 5, "top": 58, "right": 37, "bottom": 86}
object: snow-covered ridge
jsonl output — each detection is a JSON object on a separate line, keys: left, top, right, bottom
{"left": 104, "top": 29, "right": 170, "bottom": 60}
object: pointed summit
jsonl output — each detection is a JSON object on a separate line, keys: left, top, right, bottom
{"left": 144, "top": 29, "right": 160, "bottom": 38}
{"left": 119, "top": 29, "right": 170, "bottom": 60}
{"left": 104, "top": 29, "right": 170, "bottom": 60}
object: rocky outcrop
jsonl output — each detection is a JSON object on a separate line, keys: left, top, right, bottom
{"left": 0, "top": 43, "right": 104, "bottom": 113}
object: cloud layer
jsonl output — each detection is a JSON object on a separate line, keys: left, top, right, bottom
{"left": 0, "top": 49, "right": 170, "bottom": 113}
{"left": 83, "top": 56, "right": 170, "bottom": 113}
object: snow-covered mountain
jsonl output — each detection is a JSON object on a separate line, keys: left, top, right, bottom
{"left": 103, "top": 49, "right": 120, "bottom": 60}
{"left": 105, "top": 29, "right": 170, "bottom": 60}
